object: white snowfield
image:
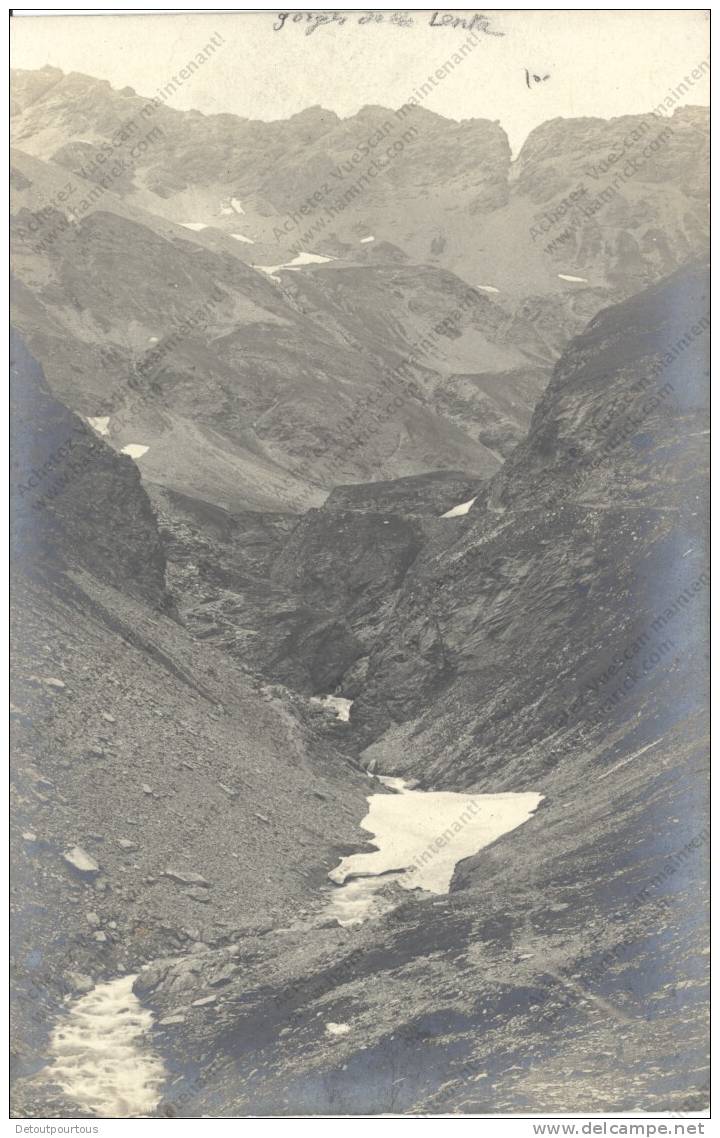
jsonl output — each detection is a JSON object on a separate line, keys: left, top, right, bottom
{"left": 230, "top": 233, "right": 255, "bottom": 244}
{"left": 121, "top": 444, "right": 149, "bottom": 459}
{"left": 360, "top": 235, "right": 375, "bottom": 243}
{"left": 558, "top": 273, "right": 588, "bottom": 282}
{"left": 180, "top": 222, "right": 208, "bottom": 231}
{"left": 87, "top": 416, "right": 110, "bottom": 436}
{"left": 48, "top": 975, "right": 165, "bottom": 1118}
{"left": 256, "top": 251, "right": 336, "bottom": 277}
{"left": 476, "top": 284, "right": 500, "bottom": 293}
{"left": 328, "top": 780, "right": 543, "bottom": 925}
{"left": 231, "top": 198, "right": 245, "bottom": 214}
{"left": 441, "top": 495, "right": 477, "bottom": 518}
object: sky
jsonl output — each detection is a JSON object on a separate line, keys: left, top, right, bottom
{"left": 10, "top": 9, "right": 710, "bottom": 153}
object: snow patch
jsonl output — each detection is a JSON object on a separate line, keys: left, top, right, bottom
{"left": 476, "top": 284, "right": 500, "bottom": 293}
{"left": 47, "top": 975, "right": 165, "bottom": 1117}
{"left": 257, "top": 251, "right": 336, "bottom": 278}
{"left": 87, "top": 416, "right": 110, "bottom": 437}
{"left": 121, "top": 444, "right": 149, "bottom": 459}
{"left": 311, "top": 695, "right": 353, "bottom": 722}
{"left": 441, "top": 496, "right": 477, "bottom": 518}
{"left": 231, "top": 198, "right": 245, "bottom": 215}
{"left": 327, "top": 788, "right": 543, "bottom": 926}
{"left": 230, "top": 233, "right": 255, "bottom": 244}
{"left": 180, "top": 222, "right": 208, "bottom": 231}
{"left": 360, "top": 235, "right": 375, "bottom": 243}
{"left": 558, "top": 273, "right": 588, "bottom": 283}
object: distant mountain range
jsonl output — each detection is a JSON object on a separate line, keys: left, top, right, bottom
{"left": 11, "top": 68, "right": 708, "bottom": 511}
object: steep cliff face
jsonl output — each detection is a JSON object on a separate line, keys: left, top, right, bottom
{"left": 11, "top": 328, "right": 168, "bottom": 608}
{"left": 509, "top": 108, "right": 709, "bottom": 291}
{"left": 351, "top": 260, "right": 709, "bottom": 786}
{"left": 155, "top": 472, "right": 485, "bottom": 695}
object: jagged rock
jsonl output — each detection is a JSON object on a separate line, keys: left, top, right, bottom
{"left": 62, "top": 846, "right": 100, "bottom": 877}
{"left": 192, "top": 995, "right": 217, "bottom": 1007}
{"left": 133, "top": 961, "right": 172, "bottom": 997}
{"left": 65, "top": 972, "right": 94, "bottom": 995}
{"left": 85, "top": 911, "right": 100, "bottom": 927}
{"left": 162, "top": 870, "right": 211, "bottom": 888}
{"left": 218, "top": 783, "right": 239, "bottom": 799}
{"left": 207, "top": 965, "right": 237, "bottom": 987}
{"left": 117, "top": 838, "right": 138, "bottom": 851}
{"left": 30, "top": 675, "right": 66, "bottom": 691}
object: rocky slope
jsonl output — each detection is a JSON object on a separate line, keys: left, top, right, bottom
{"left": 352, "top": 259, "right": 710, "bottom": 773}
{"left": 11, "top": 147, "right": 511, "bottom": 513}
{"left": 10, "top": 335, "right": 374, "bottom": 1112}
{"left": 113, "top": 264, "right": 708, "bottom": 1116}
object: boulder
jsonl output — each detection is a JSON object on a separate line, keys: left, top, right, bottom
{"left": 66, "top": 972, "right": 94, "bottom": 995}
{"left": 62, "top": 846, "right": 100, "bottom": 877}
{"left": 162, "top": 870, "right": 211, "bottom": 888}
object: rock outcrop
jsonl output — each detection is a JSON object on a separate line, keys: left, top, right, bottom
{"left": 352, "top": 260, "right": 709, "bottom": 781}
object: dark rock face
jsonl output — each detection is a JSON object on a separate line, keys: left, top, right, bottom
{"left": 323, "top": 471, "right": 484, "bottom": 515}
{"left": 11, "top": 328, "right": 168, "bottom": 608}
{"left": 155, "top": 472, "right": 485, "bottom": 695}
{"left": 352, "top": 260, "right": 709, "bottom": 783}
{"left": 512, "top": 108, "right": 709, "bottom": 288}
